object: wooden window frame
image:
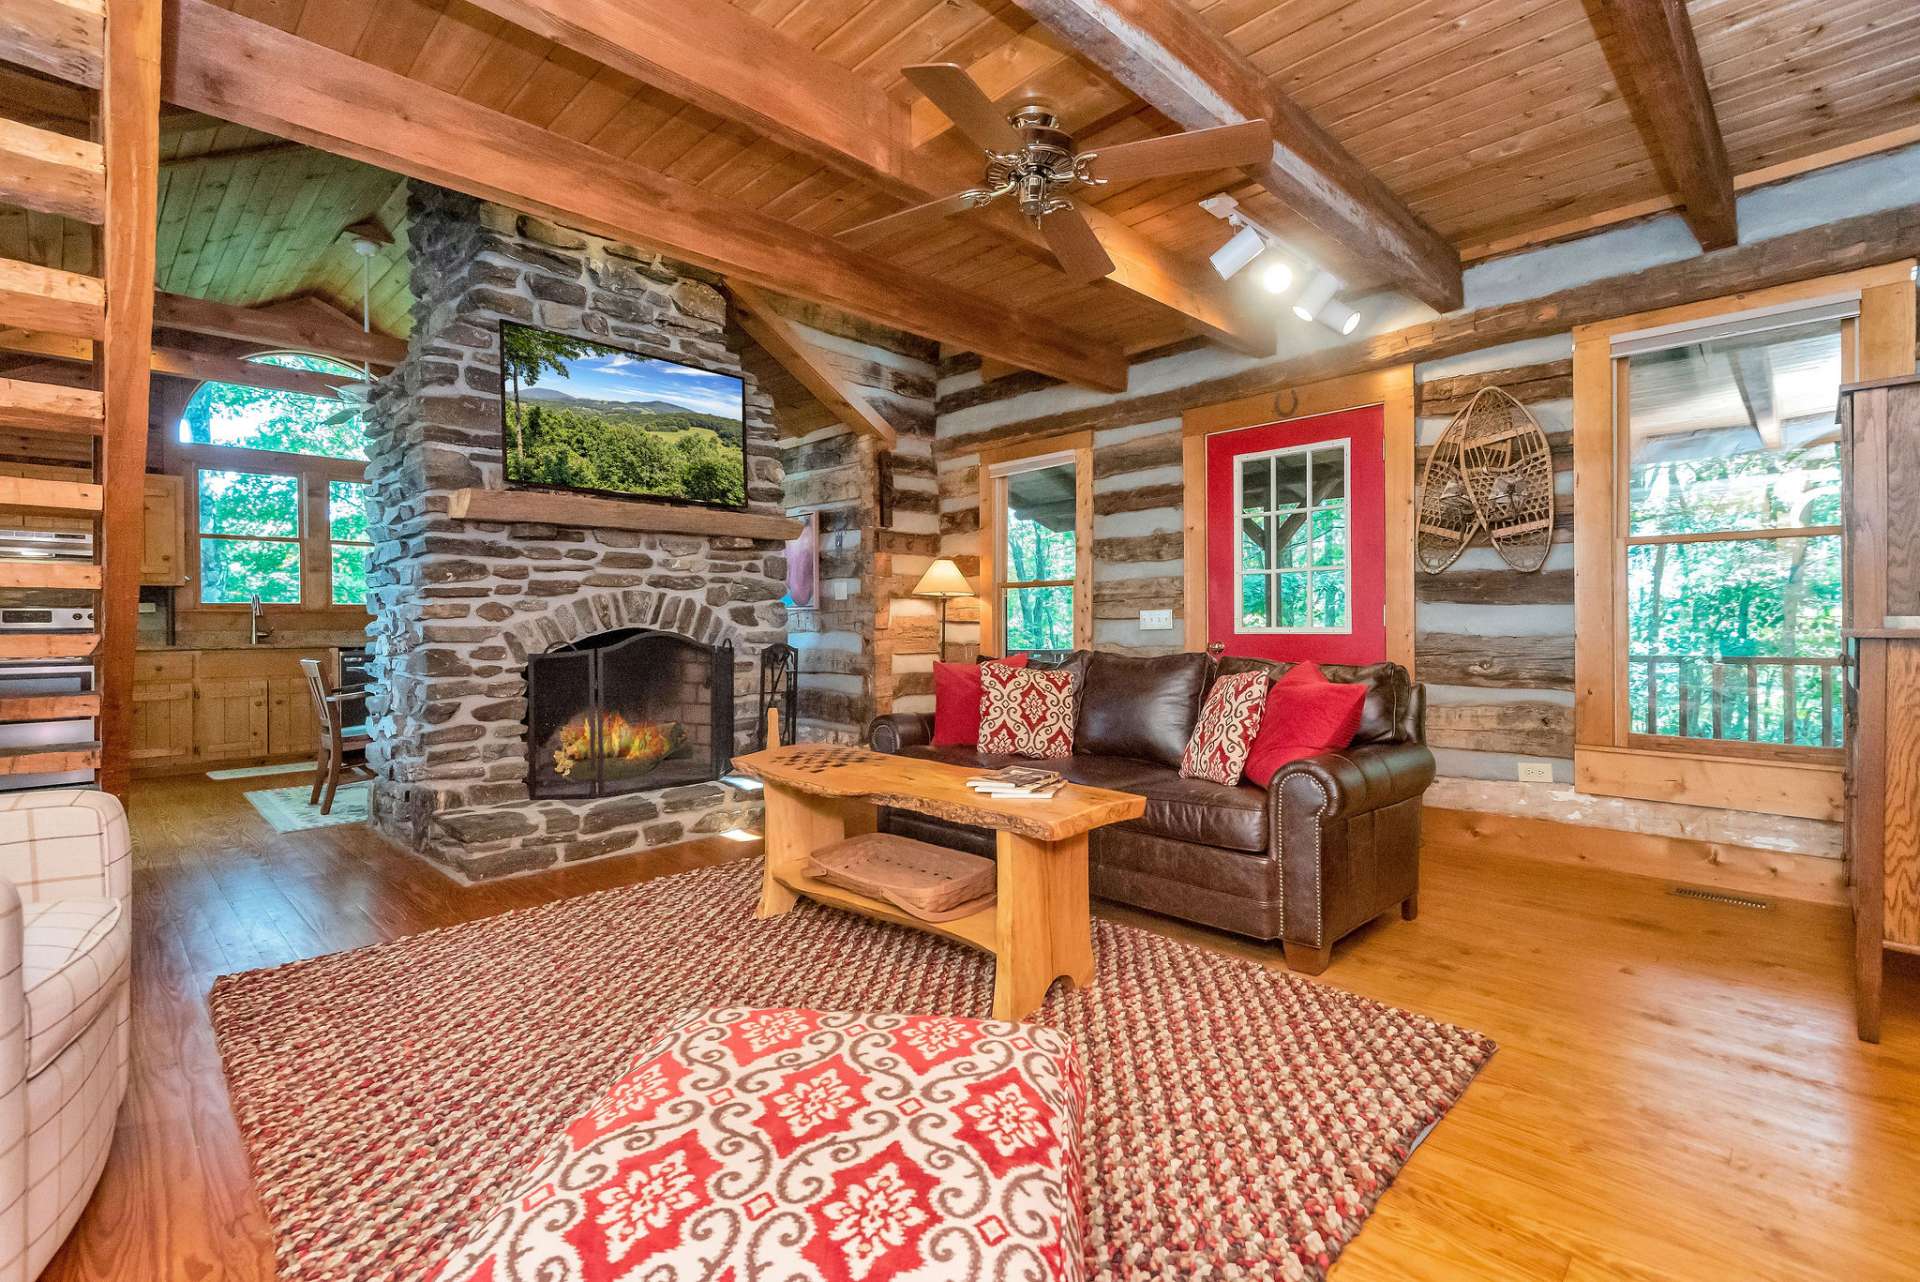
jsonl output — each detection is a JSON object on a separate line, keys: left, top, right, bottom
{"left": 181, "top": 442, "right": 370, "bottom": 614}
{"left": 1179, "top": 366, "right": 1416, "bottom": 671}
{"left": 1571, "top": 261, "right": 1918, "bottom": 821}
{"left": 976, "top": 431, "right": 1093, "bottom": 655}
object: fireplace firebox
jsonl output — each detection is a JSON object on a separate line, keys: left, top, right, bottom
{"left": 526, "top": 629, "right": 734, "bottom": 799}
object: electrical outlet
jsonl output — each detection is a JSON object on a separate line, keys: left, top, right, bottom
{"left": 1139, "top": 608, "right": 1173, "bottom": 631}
{"left": 1517, "top": 761, "right": 1553, "bottom": 783}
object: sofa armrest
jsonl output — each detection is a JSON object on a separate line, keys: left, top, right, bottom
{"left": 0, "top": 791, "right": 130, "bottom": 906}
{"left": 1269, "top": 741, "right": 1435, "bottom": 822}
{"left": 868, "top": 713, "right": 935, "bottom": 754}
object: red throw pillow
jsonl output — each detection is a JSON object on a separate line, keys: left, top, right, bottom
{"left": 932, "top": 653, "right": 1029, "bottom": 747}
{"left": 1278, "top": 660, "right": 1326, "bottom": 685}
{"left": 978, "top": 664, "right": 1078, "bottom": 758}
{"left": 1242, "top": 677, "right": 1367, "bottom": 787}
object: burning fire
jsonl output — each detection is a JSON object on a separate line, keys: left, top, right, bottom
{"left": 550, "top": 712, "right": 687, "bottom": 779}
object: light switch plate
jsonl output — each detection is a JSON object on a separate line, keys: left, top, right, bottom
{"left": 1517, "top": 761, "right": 1553, "bottom": 783}
{"left": 1139, "top": 608, "right": 1173, "bottom": 631}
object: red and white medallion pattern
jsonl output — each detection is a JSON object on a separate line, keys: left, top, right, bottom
{"left": 426, "top": 1007, "right": 1085, "bottom": 1282}
{"left": 977, "top": 664, "right": 1078, "bottom": 758}
{"left": 1179, "top": 669, "right": 1271, "bottom": 785}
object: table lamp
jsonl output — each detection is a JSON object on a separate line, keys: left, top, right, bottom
{"left": 911, "top": 558, "right": 972, "bottom": 662}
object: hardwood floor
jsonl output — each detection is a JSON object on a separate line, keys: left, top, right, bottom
{"left": 40, "top": 773, "right": 1920, "bottom": 1282}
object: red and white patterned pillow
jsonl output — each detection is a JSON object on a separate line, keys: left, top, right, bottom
{"left": 1179, "top": 669, "right": 1271, "bottom": 785}
{"left": 977, "top": 663, "right": 1078, "bottom": 759}
{"left": 426, "top": 1007, "right": 1087, "bottom": 1282}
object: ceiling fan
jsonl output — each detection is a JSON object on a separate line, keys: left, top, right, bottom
{"left": 843, "top": 63, "right": 1271, "bottom": 284}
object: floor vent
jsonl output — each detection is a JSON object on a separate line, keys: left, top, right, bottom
{"left": 1669, "top": 885, "right": 1771, "bottom": 910}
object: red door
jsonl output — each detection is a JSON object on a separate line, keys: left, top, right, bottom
{"left": 1204, "top": 404, "right": 1387, "bottom": 664}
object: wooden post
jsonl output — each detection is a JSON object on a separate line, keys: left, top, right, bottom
{"left": 764, "top": 704, "right": 780, "bottom": 751}
{"left": 95, "top": 0, "right": 161, "bottom": 799}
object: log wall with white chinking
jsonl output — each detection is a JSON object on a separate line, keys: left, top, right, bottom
{"left": 760, "top": 301, "right": 938, "bottom": 742}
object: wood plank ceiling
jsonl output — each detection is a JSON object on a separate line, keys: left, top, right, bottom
{"left": 9, "top": 0, "right": 1920, "bottom": 365}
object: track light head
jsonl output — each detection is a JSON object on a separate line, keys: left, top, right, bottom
{"left": 1209, "top": 223, "right": 1268, "bottom": 280}
{"left": 1291, "top": 270, "right": 1339, "bottom": 322}
{"left": 1257, "top": 257, "right": 1293, "bottom": 294}
{"left": 1319, "top": 298, "right": 1361, "bottom": 336}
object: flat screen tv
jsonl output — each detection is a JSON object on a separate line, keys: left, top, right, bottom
{"left": 498, "top": 321, "right": 748, "bottom": 510}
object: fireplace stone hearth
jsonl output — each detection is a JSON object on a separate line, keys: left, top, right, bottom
{"left": 361, "top": 184, "right": 787, "bottom": 880}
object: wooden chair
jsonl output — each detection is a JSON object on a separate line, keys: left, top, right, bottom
{"left": 301, "top": 658, "right": 370, "bottom": 815}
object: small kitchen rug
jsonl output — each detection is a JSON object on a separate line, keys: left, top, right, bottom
{"left": 244, "top": 782, "right": 369, "bottom": 832}
{"left": 208, "top": 761, "right": 314, "bottom": 781}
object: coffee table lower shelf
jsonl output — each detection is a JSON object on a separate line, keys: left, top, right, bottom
{"left": 753, "top": 785, "right": 1094, "bottom": 1021}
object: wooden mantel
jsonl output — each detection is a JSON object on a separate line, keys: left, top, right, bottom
{"left": 446, "top": 488, "right": 802, "bottom": 541}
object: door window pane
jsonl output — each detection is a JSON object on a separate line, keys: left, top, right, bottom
{"left": 1235, "top": 442, "right": 1349, "bottom": 632}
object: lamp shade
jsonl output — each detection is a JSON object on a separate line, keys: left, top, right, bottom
{"left": 912, "top": 558, "right": 972, "bottom": 598}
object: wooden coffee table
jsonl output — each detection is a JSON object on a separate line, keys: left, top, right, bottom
{"left": 730, "top": 744, "right": 1146, "bottom": 1020}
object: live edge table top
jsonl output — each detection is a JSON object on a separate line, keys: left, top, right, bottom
{"left": 730, "top": 746, "right": 1145, "bottom": 841}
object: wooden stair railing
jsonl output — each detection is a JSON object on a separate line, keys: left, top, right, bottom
{"left": 0, "top": 0, "right": 160, "bottom": 798}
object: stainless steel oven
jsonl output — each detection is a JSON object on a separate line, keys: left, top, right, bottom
{"left": 0, "top": 661, "right": 96, "bottom": 791}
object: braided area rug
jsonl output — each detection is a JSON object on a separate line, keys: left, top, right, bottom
{"left": 209, "top": 858, "right": 1493, "bottom": 1282}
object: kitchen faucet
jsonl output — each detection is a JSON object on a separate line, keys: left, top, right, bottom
{"left": 250, "top": 594, "right": 273, "bottom": 645}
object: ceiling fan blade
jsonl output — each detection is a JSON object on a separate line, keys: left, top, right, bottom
{"left": 1038, "top": 205, "right": 1115, "bottom": 285}
{"left": 837, "top": 189, "right": 989, "bottom": 249}
{"left": 1082, "top": 119, "right": 1271, "bottom": 184}
{"left": 903, "top": 63, "right": 1024, "bottom": 154}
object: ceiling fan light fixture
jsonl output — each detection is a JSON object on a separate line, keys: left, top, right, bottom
{"left": 1210, "top": 222, "right": 1268, "bottom": 280}
{"left": 1291, "top": 270, "right": 1339, "bottom": 322}
{"left": 1319, "top": 298, "right": 1362, "bottom": 336}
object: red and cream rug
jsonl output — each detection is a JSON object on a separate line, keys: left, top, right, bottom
{"left": 209, "top": 859, "right": 1493, "bottom": 1282}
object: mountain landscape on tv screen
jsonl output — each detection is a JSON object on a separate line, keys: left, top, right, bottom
{"left": 501, "top": 324, "right": 747, "bottom": 507}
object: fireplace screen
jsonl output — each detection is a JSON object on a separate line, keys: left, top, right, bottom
{"left": 526, "top": 629, "right": 734, "bottom": 799}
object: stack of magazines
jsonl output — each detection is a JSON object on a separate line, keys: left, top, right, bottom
{"left": 965, "top": 766, "right": 1065, "bottom": 800}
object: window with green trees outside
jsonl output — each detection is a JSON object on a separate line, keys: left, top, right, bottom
{"left": 1623, "top": 316, "right": 1846, "bottom": 749}
{"left": 179, "top": 351, "right": 370, "bottom": 609}
{"left": 999, "top": 459, "right": 1079, "bottom": 652}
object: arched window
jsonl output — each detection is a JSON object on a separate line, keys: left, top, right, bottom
{"left": 176, "top": 352, "right": 371, "bottom": 609}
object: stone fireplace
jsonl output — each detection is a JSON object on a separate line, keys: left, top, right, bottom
{"left": 361, "top": 183, "right": 788, "bottom": 880}
{"left": 526, "top": 628, "right": 734, "bottom": 799}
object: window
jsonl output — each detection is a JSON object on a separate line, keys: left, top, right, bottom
{"left": 1234, "top": 442, "right": 1350, "bottom": 633}
{"left": 178, "top": 351, "right": 367, "bottom": 460}
{"left": 178, "top": 352, "right": 371, "bottom": 611}
{"left": 328, "top": 481, "right": 371, "bottom": 606}
{"left": 1621, "top": 315, "right": 1845, "bottom": 748}
{"left": 983, "top": 438, "right": 1092, "bottom": 654}
{"left": 198, "top": 469, "right": 302, "bottom": 604}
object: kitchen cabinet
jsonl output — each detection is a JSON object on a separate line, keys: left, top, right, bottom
{"left": 268, "top": 674, "right": 317, "bottom": 757}
{"left": 141, "top": 474, "right": 186, "bottom": 586}
{"left": 130, "top": 681, "right": 194, "bottom": 766}
{"left": 193, "top": 676, "right": 269, "bottom": 761}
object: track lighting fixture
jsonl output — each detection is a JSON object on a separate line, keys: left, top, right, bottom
{"left": 1291, "top": 270, "right": 1339, "bottom": 322}
{"left": 1209, "top": 223, "right": 1268, "bottom": 280}
{"left": 1257, "top": 257, "right": 1294, "bottom": 294}
{"left": 1319, "top": 298, "right": 1361, "bottom": 335}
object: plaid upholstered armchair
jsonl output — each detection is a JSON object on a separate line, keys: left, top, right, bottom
{"left": 0, "top": 791, "right": 131, "bottom": 1281}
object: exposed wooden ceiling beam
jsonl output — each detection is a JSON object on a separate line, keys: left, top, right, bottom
{"left": 460, "top": 0, "right": 1270, "bottom": 357}
{"left": 0, "top": 327, "right": 359, "bottom": 397}
{"left": 152, "top": 289, "right": 406, "bottom": 369}
{"left": 163, "top": 0, "right": 1125, "bottom": 393}
{"left": 1005, "top": 0, "right": 1464, "bottom": 314}
{"left": 0, "top": 116, "right": 103, "bottom": 222}
{"left": 731, "top": 282, "right": 898, "bottom": 451}
{"left": 0, "top": 0, "right": 103, "bottom": 89}
{"left": 1585, "top": 0, "right": 1736, "bottom": 251}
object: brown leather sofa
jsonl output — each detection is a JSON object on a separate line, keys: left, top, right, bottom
{"left": 866, "top": 651, "right": 1434, "bottom": 973}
